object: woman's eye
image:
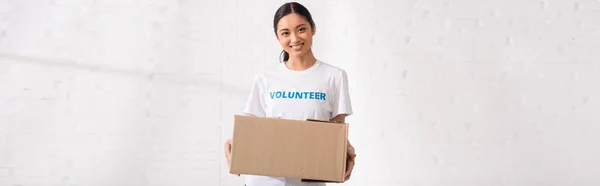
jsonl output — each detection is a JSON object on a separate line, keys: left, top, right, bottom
{"left": 299, "top": 28, "right": 306, "bottom": 32}
{"left": 281, "top": 32, "right": 289, "bottom": 36}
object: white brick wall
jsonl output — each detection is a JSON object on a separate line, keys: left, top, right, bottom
{"left": 1, "top": 0, "right": 599, "bottom": 186}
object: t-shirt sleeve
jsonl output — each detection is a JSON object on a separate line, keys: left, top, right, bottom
{"left": 243, "top": 74, "right": 266, "bottom": 117}
{"left": 331, "top": 70, "right": 353, "bottom": 118}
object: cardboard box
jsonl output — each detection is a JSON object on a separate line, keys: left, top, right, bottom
{"left": 229, "top": 115, "right": 348, "bottom": 183}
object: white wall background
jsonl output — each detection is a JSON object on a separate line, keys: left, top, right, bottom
{"left": 1, "top": 0, "right": 599, "bottom": 185}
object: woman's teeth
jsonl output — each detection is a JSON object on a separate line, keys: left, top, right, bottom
{"left": 291, "top": 43, "right": 303, "bottom": 49}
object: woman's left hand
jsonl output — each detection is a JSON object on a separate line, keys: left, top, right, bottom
{"left": 345, "top": 141, "right": 356, "bottom": 181}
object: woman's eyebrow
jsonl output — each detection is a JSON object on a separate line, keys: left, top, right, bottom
{"left": 296, "top": 24, "right": 306, "bottom": 28}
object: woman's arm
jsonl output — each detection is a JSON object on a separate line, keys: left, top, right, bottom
{"left": 331, "top": 114, "right": 348, "bottom": 123}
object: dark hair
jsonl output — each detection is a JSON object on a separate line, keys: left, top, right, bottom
{"left": 273, "top": 2, "right": 316, "bottom": 63}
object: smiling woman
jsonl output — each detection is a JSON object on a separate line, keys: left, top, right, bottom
{"left": 272, "top": 2, "right": 317, "bottom": 64}
{"left": 224, "top": 2, "right": 357, "bottom": 186}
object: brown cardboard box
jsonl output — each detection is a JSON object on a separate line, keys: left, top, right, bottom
{"left": 229, "top": 115, "right": 348, "bottom": 183}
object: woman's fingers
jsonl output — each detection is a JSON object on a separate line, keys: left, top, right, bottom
{"left": 345, "top": 141, "right": 356, "bottom": 181}
{"left": 224, "top": 139, "right": 240, "bottom": 176}
{"left": 345, "top": 156, "right": 354, "bottom": 181}
{"left": 224, "top": 140, "right": 232, "bottom": 166}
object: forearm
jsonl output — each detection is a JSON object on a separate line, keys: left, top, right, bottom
{"left": 331, "top": 114, "right": 347, "bottom": 123}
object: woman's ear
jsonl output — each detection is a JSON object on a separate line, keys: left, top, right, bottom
{"left": 312, "top": 25, "right": 316, "bottom": 36}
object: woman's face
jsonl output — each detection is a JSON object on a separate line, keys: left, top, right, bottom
{"left": 276, "top": 13, "right": 315, "bottom": 59}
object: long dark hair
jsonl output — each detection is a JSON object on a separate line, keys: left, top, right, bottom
{"left": 273, "top": 2, "right": 316, "bottom": 63}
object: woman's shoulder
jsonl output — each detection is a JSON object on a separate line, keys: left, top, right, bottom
{"left": 317, "top": 60, "right": 347, "bottom": 77}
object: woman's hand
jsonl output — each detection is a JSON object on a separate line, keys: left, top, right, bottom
{"left": 330, "top": 114, "right": 355, "bottom": 181}
{"left": 224, "top": 139, "right": 240, "bottom": 176}
{"left": 345, "top": 141, "right": 356, "bottom": 181}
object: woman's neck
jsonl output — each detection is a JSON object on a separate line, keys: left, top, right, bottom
{"left": 285, "top": 50, "right": 317, "bottom": 71}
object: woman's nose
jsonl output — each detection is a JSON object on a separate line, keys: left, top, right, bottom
{"left": 290, "top": 32, "right": 299, "bottom": 42}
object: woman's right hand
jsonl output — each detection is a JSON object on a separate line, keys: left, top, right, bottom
{"left": 224, "top": 139, "right": 240, "bottom": 176}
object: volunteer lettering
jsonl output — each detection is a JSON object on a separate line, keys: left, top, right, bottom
{"left": 269, "top": 91, "right": 326, "bottom": 101}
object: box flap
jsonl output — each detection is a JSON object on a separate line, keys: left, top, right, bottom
{"left": 306, "top": 118, "right": 345, "bottom": 124}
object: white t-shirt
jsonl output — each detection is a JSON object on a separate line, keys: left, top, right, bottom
{"left": 242, "top": 60, "right": 353, "bottom": 186}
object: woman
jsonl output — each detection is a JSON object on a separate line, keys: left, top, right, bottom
{"left": 224, "top": 2, "right": 356, "bottom": 186}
